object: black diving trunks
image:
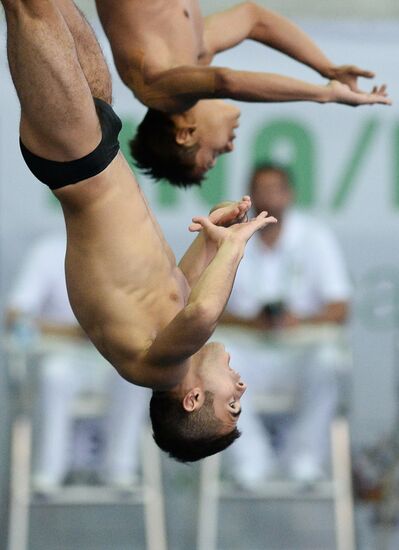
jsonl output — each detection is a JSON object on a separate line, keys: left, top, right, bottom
{"left": 19, "top": 97, "right": 122, "bottom": 190}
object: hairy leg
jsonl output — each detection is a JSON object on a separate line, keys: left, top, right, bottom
{"left": 2, "top": 0, "right": 101, "bottom": 160}
{"left": 53, "top": 0, "right": 112, "bottom": 103}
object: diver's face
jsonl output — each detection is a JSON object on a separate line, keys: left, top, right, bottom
{"left": 191, "top": 100, "right": 241, "bottom": 176}
{"left": 196, "top": 342, "right": 247, "bottom": 432}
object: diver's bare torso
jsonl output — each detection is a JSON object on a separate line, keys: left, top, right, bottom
{"left": 55, "top": 153, "right": 190, "bottom": 384}
{"left": 96, "top": 0, "right": 210, "bottom": 106}
{"left": 96, "top": 0, "right": 392, "bottom": 121}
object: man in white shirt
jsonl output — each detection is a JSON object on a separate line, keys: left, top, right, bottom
{"left": 6, "top": 234, "right": 149, "bottom": 491}
{"left": 222, "top": 163, "right": 351, "bottom": 486}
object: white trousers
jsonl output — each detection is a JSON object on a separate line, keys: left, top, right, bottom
{"left": 223, "top": 336, "right": 344, "bottom": 480}
{"left": 33, "top": 346, "right": 149, "bottom": 485}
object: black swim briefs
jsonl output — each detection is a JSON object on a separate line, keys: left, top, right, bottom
{"left": 19, "top": 98, "right": 123, "bottom": 189}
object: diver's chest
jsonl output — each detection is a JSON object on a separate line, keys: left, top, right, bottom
{"left": 180, "top": 0, "right": 206, "bottom": 58}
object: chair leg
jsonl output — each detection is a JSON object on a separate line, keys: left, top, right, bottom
{"left": 141, "top": 428, "right": 167, "bottom": 550}
{"left": 331, "top": 416, "right": 356, "bottom": 550}
{"left": 8, "top": 415, "right": 32, "bottom": 550}
{"left": 197, "top": 454, "right": 221, "bottom": 550}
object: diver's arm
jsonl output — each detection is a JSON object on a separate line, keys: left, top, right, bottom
{"left": 178, "top": 198, "right": 251, "bottom": 288}
{"left": 138, "top": 213, "right": 276, "bottom": 379}
{"left": 142, "top": 239, "right": 246, "bottom": 371}
{"left": 204, "top": 3, "right": 381, "bottom": 92}
{"left": 137, "top": 65, "right": 390, "bottom": 112}
{"left": 214, "top": 70, "right": 390, "bottom": 106}
{"left": 204, "top": 3, "right": 334, "bottom": 75}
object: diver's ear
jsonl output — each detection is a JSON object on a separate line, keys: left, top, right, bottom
{"left": 175, "top": 125, "right": 197, "bottom": 147}
{"left": 182, "top": 387, "right": 205, "bottom": 412}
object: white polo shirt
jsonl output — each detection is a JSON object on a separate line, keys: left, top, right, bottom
{"left": 228, "top": 209, "right": 351, "bottom": 319}
{"left": 8, "top": 234, "right": 76, "bottom": 325}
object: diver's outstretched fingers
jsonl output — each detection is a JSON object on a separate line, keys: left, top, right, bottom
{"left": 189, "top": 215, "right": 211, "bottom": 232}
{"left": 251, "top": 211, "right": 277, "bottom": 229}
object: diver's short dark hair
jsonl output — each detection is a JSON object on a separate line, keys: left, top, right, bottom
{"left": 149, "top": 390, "right": 241, "bottom": 462}
{"left": 130, "top": 109, "right": 204, "bottom": 188}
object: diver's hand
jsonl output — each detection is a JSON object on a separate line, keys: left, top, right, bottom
{"left": 190, "top": 210, "right": 277, "bottom": 248}
{"left": 324, "top": 64, "right": 375, "bottom": 92}
{"left": 189, "top": 196, "right": 251, "bottom": 232}
{"left": 325, "top": 80, "right": 391, "bottom": 106}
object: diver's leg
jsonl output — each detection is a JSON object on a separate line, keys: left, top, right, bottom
{"left": 53, "top": 0, "right": 112, "bottom": 103}
{"left": 2, "top": 0, "right": 101, "bottom": 160}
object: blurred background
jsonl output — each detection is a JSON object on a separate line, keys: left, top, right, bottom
{"left": 1, "top": 1, "right": 399, "bottom": 549}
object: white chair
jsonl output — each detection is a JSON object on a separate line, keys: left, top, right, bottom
{"left": 5, "top": 336, "right": 167, "bottom": 550}
{"left": 197, "top": 325, "right": 355, "bottom": 550}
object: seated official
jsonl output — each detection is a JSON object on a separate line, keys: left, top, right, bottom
{"left": 6, "top": 234, "right": 149, "bottom": 491}
{"left": 221, "top": 163, "right": 351, "bottom": 486}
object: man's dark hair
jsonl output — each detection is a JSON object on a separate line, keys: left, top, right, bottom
{"left": 130, "top": 109, "right": 204, "bottom": 188}
{"left": 149, "top": 390, "right": 241, "bottom": 462}
{"left": 249, "top": 161, "right": 294, "bottom": 192}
